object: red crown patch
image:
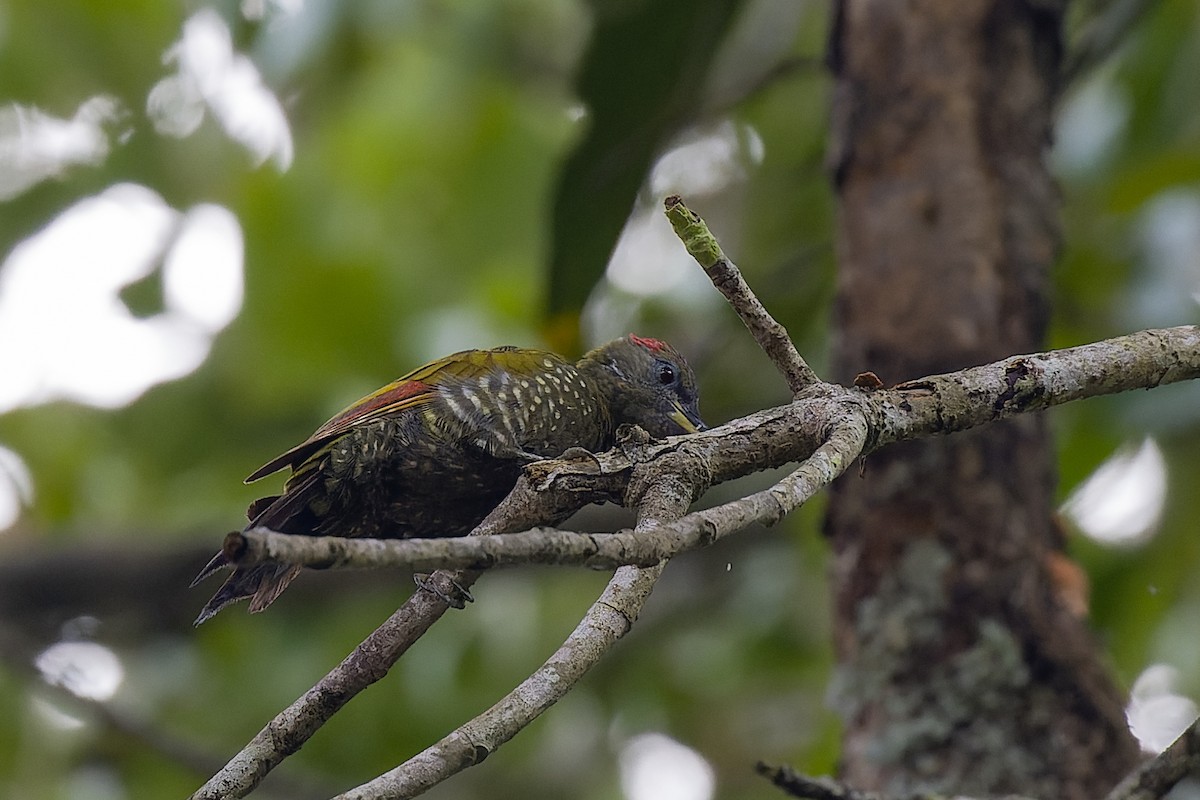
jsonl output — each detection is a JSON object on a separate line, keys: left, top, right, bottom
{"left": 629, "top": 334, "right": 667, "bottom": 352}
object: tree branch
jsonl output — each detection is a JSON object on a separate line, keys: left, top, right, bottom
{"left": 755, "top": 762, "right": 1037, "bottom": 800}
{"left": 757, "top": 728, "right": 1200, "bottom": 800}
{"left": 195, "top": 426, "right": 864, "bottom": 798}
{"left": 870, "top": 325, "right": 1200, "bottom": 449}
{"left": 218, "top": 325, "right": 1199, "bottom": 578}
{"left": 224, "top": 417, "right": 865, "bottom": 575}
{"left": 1104, "top": 715, "right": 1200, "bottom": 800}
{"left": 333, "top": 475, "right": 697, "bottom": 798}
{"left": 664, "top": 194, "right": 818, "bottom": 393}
{"left": 336, "top": 569, "right": 668, "bottom": 798}
{"left": 756, "top": 764, "right": 889, "bottom": 800}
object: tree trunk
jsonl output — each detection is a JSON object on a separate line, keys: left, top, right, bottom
{"left": 824, "top": 2, "right": 1141, "bottom": 798}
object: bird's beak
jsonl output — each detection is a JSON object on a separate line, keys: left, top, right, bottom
{"left": 669, "top": 400, "right": 707, "bottom": 434}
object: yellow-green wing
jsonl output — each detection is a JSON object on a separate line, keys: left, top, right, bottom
{"left": 244, "top": 347, "right": 553, "bottom": 482}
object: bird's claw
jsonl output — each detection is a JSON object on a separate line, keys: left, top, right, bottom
{"left": 558, "top": 445, "right": 602, "bottom": 470}
{"left": 527, "top": 446, "right": 603, "bottom": 489}
{"left": 615, "top": 423, "right": 653, "bottom": 451}
{"left": 414, "top": 572, "right": 474, "bottom": 608}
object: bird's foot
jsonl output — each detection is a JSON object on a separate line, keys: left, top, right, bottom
{"left": 558, "top": 445, "right": 602, "bottom": 470}
{"left": 526, "top": 446, "right": 602, "bottom": 490}
{"left": 615, "top": 423, "right": 653, "bottom": 449}
{"left": 413, "top": 571, "right": 474, "bottom": 608}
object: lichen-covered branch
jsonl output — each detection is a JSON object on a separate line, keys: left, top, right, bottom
{"left": 664, "top": 194, "right": 818, "bottom": 393}
{"left": 224, "top": 524, "right": 665, "bottom": 571}
{"left": 869, "top": 326, "right": 1200, "bottom": 449}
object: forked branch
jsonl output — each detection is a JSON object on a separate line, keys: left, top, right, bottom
{"left": 191, "top": 197, "right": 1200, "bottom": 800}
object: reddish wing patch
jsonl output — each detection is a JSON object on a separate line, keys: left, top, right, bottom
{"left": 628, "top": 333, "right": 667, "bottom": 353}
{"left": 314, "top": 379, "right": 431, "bottom": 437}
{"left": 244, "top": 379, "right": 435, "bottom": 483}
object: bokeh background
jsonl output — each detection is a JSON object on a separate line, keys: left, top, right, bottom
{"left": 1, "top": 1, "right": 1199, "bottom": 798}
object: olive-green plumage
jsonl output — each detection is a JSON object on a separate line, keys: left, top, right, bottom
{"left": 192, "top": 334, "right": 704, "bottom": 623}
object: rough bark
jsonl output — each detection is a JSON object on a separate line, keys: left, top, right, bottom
{"left": 824, "top": 2, "right": 1141, "bottom": 799}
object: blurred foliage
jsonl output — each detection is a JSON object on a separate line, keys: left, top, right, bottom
{"left": 0, "top": 0, "right": 1198, "bottom": 798}
{"left": 545, "top": 0, "right": 741, "bottom": 354}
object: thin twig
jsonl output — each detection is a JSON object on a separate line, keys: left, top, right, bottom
{"left": 334, "top": 477, "right": 694, "bottom": 798}
{"left": 338, "top": 562, "right": 668, "bottom": 799}
{"left": 664, "top": 194, "right": 819, "bottom": 393}
{"left": 755, "top": 762, "right": 1037, "bottom": 800}
{"left": 756, "top": 764, "right": 882, "bottom": 800}
{"left": 189, "top": 578, "right": 465, "bottom": 800}
{"left": 1103, "top": 715, "right": 1200, "bottom": 800}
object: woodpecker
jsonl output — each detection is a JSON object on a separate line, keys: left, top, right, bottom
{"left": 192, "top": 334, "right": 705, "bottom": 623}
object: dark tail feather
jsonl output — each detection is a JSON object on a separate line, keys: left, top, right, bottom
{"left": 248, "top": 564, "right": 303, "bottom": 613}
{"left": 193, "top": 563, "right": 303, "bottom": 626}
{"left": 190, "top": 550, "right": 230, "bottom": 588}
{"left": 193, "top": 468, "right": 323, "bottom": 624}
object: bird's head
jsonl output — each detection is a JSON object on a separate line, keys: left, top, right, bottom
{"left": 579, "top": 334, "right": 706, "bottom": 438}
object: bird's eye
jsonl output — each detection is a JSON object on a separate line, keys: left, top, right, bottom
{"left": 657, "top": 362, "right": 676, "bottom": 385}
